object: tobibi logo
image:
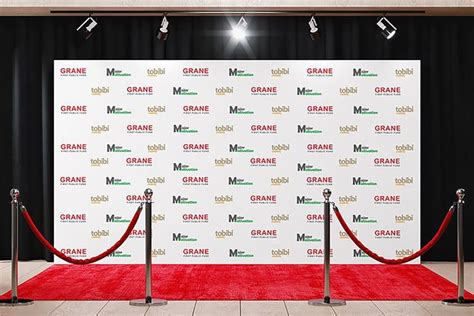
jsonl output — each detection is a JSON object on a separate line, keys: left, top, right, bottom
{"left": 353, "top": 68, "right": 378, "bottom": 77}
{"left": 172, "top": 87, "right": 197, "bottom": 95}
{"left": 183, "top": 105, "right": 209, "bottom": 115}
{"left": 375, "top": 124, "right": 401, "bottom": 134}
{"left": 307, "top": 143, "right": 333, "bottom": 153}
{"left": 271, "top": 68, "right": 289, "bottom": 77}
{"left": 395, "top": 214, "right": 414, "bottom": 224}
{"left": 395, "top": 144, "right": 414, "bottom": 153}
{"left": 307, "top": 248, "right": 333, "bottom": 258}
{"left": 229, "top": 249, "right": 254, "bottom": 258}
{"left": 172, "top": 233, "right": 197, "bottom": 242}
{"left": 127, "top": 86, "right": 153, "bottom": 95}
{"left": 229, "top": 214, "right": 253, "bottom": 223}
{"left": 215, "top": 158, "right": 233, "bottom": 167}
{"left": 272, "top": 249, "right": 290, "bottom": 258}
{"left": 107, "top": 105, "right": 131, "bottom": 115}
{"left": 147, "top": 144, "right": 165, "bottom": 153}
{"left": 251, "top": 86, "right": 277, "bottom": 95}
{"left": 339, "top": 195, "right": 357, "bottom": 205}
{"left": 91, "top": 230, "right": 109, "bottom": 239}
{"left": 374, "top": 158, "right": 400, "bottom": 167}
{"left": 215, "top": 229, "right": 234, "bottom": 239}
{"left": 306, "top": 213, "right": 331, "bottom": 223}
{"left": 174, "top": 124, "right": 198, "bottom": 133}
{"left": 374, "top": 195, "right": 401, "bottom": 205}
{"left": 183, "top": 143, "right": 209, "bottom": 153}
{"left": 129, "top": 229, "right": 146, "bottom": 239}
{"left": 60, "top": 67, "right": 86, "bottom": 76}
{"left": 272, "top": 106, "right": 290, "bottom": 115}
{"left": 215, "top": 87, "right": 234, "bottom": 96}
{"left": 228, "top": 177, "right": 253, "bottom": 186}
{"left": 126, "top": 194, "right": 147, "bottom": 204}
{"left": 59, "top": 213, "right": 86, "bottom": 223}
{"left": 271, "top": 214, "right": 289, "bottom": 223}
{"left": 339, "top": 230, "right": 357, "bottom": 239}
{"left": 374, "top": 229, "right": 401, "bottom": 239}
{"left": 272, "top": 144, "right": 290, "bottom": 153}
{"left": 90, "top": 158, "right": 108, "bottom": 167}
{"left": 229, "top": 105, "right": 254, "bottom": 115}
{"left": 60, "top": 105, "right": 87, "bottom": 114}
{"left": 297, "top": 87, "right": 321, "bottom": 96}
{"left": 147, "top": 177, "right": 165, "bottom": 186}
{"left": 395, "top": 106, "right": 414, "bottom": 115}
{"left": 172, "top": 195, "right": 197, "bottom": 204}
{"left": 375, "top": 86, "right": 401, "bottom": 96}
{"left": 182, "top": 176, "right": 208, "bottom": 186}
{"left": 91, "top": 87, "right": 109, "bottom": 96}
{"left": 174, "top": 163, "right": 198, "bottom": 172}
{"left": 354, "top": 106, "right": 378, "bottom": 115}
{"left": 106, "top": 68, "right": 131, "bottom": 77}
{"left": 339, "top": 158, "right": 357, "bottom": 167}
{"left": 147, "top": 68, "right": 165, "bottom": 77}
{"left": 229, "top": 68, "right": 254, "bottom": 77}
{"left": 126, "top": 157, "right": 153, "bottom": 167}
{"left": 91, "top": 125, "right": 109, "bottom": 134}
{"left": 271, "top": 177, "right": 289, "bottom": 186}
{"left": 127, "top": 124, "right": 153, "bottom": 134}
{"left": 229, "top": 144, "right": 254, "bottom": 153}
{"left": 182, "top": 213, "right": 208, "bottom": 223}
{"left": 152, "top": 214, "right": 166, "bottom": 223}
{"left": 60, "top": 143, "right": 87, "bottom": 153}
{"left": 106, "top": 214, "right": 130, "bottom": 223}
{"left": 297, "top": 233, "right": 321, "bottom": 242}
{"left": 250, "top": 157, "right": 277, "bottom": 167}
{"left": 395, "top": 177, "right": 413, "bottom": 186}
{"left": 307, "top": 105, "right": 333, "bottom": 115}
{"left": 353, "top": 177, "right": 377, "bottom": 186}
{"left": 147, "top": 106, "right": 166, "bottom": 115}
{"left": 107, "top": 143, "right": 131, "bottom": 153}
{"left": 183, "top": 248, "right": 209, "bottom": 257}
{"left": 297, "top": 125, "right": 322, "bottom": 134}
{"left": 215, "top": 195, "right": 233, "bottom": 204}
{"left": 251, "top": 229, "right": 278, "bottom": 239}
{"left": 152, "top": 249, "right": 166, "bottom": 257}
{"left": 108, "top": 251, "right": 131, "bottom": 258}
{"left": 306, "top": 67, "right": 333, "bottom": 77}
{"left": 339, "top": 125, "right": 358, "bottom": 134}
{"left": 339, "top": 87, "right": 358, "bottom": 96}
{"left": 182, "top": 67, "right": 209, "bottom": 76}
{"left": 395, "top": 68, "right": 414, "bottom": 77}
{"left": 251, "top": 125, "right": 277, "bottom": 134}
{"left": 296, "top": 196, "right": 322, "bottom": 205}
{"left": 215, "top": 125, "right": 234, "bottom": 134}
{"left": 353, "top": 214, "right": 377, "bottom": 224}
{"left": 90, "top": 195, "right": 109, "bottom": 204}
{"left": 59, "top": 176, "right": 86, "bottom": 186}
{"left": 396, "top": 249, "right": 414, "bottom": 258}
{"left": 353, "top": 249, "right": 369, "bottom": 258}
{"left": 306, "top": 176, "right": 333, "bottom": 186}
{"left": 60, "top": 248, "right": 87, "bottom": 258}
{"left": 353, "top": 144, "right": 378, "bottom": 153}
{"left": 250, "top": 195, "right": 277, "bottom": 204}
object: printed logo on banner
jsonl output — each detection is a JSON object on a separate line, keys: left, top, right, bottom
{"left": 59, "top": 213, "right": 87, "bottom": 223}
{"left": 339, "top": 158, "right": 357, "bottom": 167}
{"left": 250, "top": 157, "right": 276, "bottom": 167}
{"left": 251, "top": 229, "right": 277, "bottom": 239}
{"left": 60, "top": 67, "right": 86, "bottom": 77}
{"left": 353, "top": 249, "right": 369, "bottom": 258}
{"left": 297, "top": 87, "right": 321, "bottom": 96}
{"left": 152, "top": 249, "right": 166, "bottom": 257}
{"left": 307, "top": 248, "right": 333, "bottom": 258}
{"left": 174, "top": 124, "right": 198, "bottom": 133}
{"left": 126, "top": 194, "right": 146, "bottom": 204}
{"left": 395, "top": 214, "right": 414, "bottom": 224}
{"left": 228, "top": 214, "right": 254, "bottom": 223}
{"left": 374, "top": 229, "right": 401, "bottom": 239}
{"left": 353, "top": 214, "right": 378, "bottom": 224}
{"left": 107, "top": 143, "right": 131, "bottom": 153}
{"left": 215, "top": 195, "right": 233, "bottom": 204}
{"left": 374, "top": 158, "right": 400, "bottom": 167}
{"left": 375, "top": 86, "right": 401, "bottom": 96}
{"left": 215, "top": 229, "right": 234, "bottom": 239}
{"left": 228, "top": 177, "right": 254, "bottom": 186}
{"left": 91, "top": 229, "right": 109, "bottom": 239}
{"left": 60, "top": 248, "right": 87, "bottom": 258}
{"left": 215, "top": 125, "right": 234, "bottom": 134}
{"left": 353, "top": 68, "right": 377, "bottom": 77}
{"left": 272, "top": 144, "right": 290, "bottom": 153}
{"left": 129, "top": 229, "right": 146, "bottom": 238}
{"left": 229, "top": 249, "right": 254, "bottom": 257}
{"left": 272, "top": 106, "right": 290, "bottom": 115}
{"left": 229, "top": 105, "right": 253, "bottom": 114}
{"left": 174, "top": 162, "right": 199, "bottom": 172}
{"left": 229, "top": 68, "right": 254, "bottom": 77}
{"left": 172, "top": 233, "right": 198, "bottom": 242}
{"left": 215, "top": 87, "right": 234, "bottom": 95}
{"left": 353, "top": 144, "right": 378, "bottom": 153}
{"left": 108, "top": 251, "right": 132, "bottom": 258}
{"left": 272, "top": 249, "right": 290, "bottom": 258}
{"left": 91, "top": 87, "right": 109, "bottom": 96}
{"left": 127, "top": 124, "right": 153, "bottom": 134}
{"left": 271, "top": 68, "right": 289, "bottom": 77}
{"left": 90, "top": 158, "right": 108, "bottom": 167}
{"left": 307, "top": 143, "right": 333, "bottom": 153}
{"left": 229, "top": 144, "right": 254, "bottom": 153}
{"left": 127, "top": 86, "right": 153, "bottom": 95}
{"left": 271, "top": 214, "right": 289, "bottom": 223}
{"left": 126, "top": 157, "right": 153, "bottom": 167}
{"left": 147, "top": 68, "right": 165, "bottom": 76}
{"left": 297, "top": 125, "right": 322, "bottom": 134}
{"left": 353, "top": 177, "right": 377, "bottom": 186}
{"left": 107, "top": 105, "right": 132, "bottom": 115}
{"left": 395, "top": 177, "right": 413, "bottom": 186}
{"left": 270, "top": 177, "right": 289, "bottom": 186}
{"left": 375, "top": 124, "right": 401, "bottom": 134}
{"left": 182, "top": 176, "right": 208, "bottom": 186}
{"left": 183, "top": 143, "right": 209, "bottom": 153}
{"left": 354, "top": 106, "right": 378, "bottom": 115}
{"left": 339, "top": 86, "right": 357, "bottom": 96}
{"left": 250, "top": 195, "right": 276, "bottom": 204}
{"left": 395, "top": 144, "right": 414, "bottom": 153}
{"left": 307, "top": 105, "right": 333, "bottom": 115}
{"left": 172, "top": 195, "right": 198, "bottom": 204}
{"left": 339, "top": 230, "right": 358, "bottom": 239}
{"left": 215, "top": 158, "right": 233, "bottom": 167}
{"left": 91, "top": 125, "right": 109, "bottom": 134}
{"left": 106, "top": 214, "right": 130, "bottom": 223}
{"left": 251, "top": 86, "right": 277, "bottom": 95}
{"left": 396, "top": 106, "right": 414, "bottom": 115}
{"left": 147, "top": 144, "right": 166, "bottom": 153}
{"left": 173, "top": 87, "right": 197, "bottom": 95}
{"left": 306, "top": 67, "right": 333, "bottom": 77}
{"left": 182, "top": 67, "right": 209, "bottom": 76}
{"left": 60, "top": 143, "right": 87, "bottom": 153}
{"left": 296, "top": 195, "right": 322, "bottom": 205}
{"left": 147, "top": 106, "right": 165, "bottom": 115}
{"left": 396, "top": 249, "right": 414, "bottom": 258}
{"left": 183, "top": 249, "right": 209, "bottom": 258}
{"left": 61, "top": 105, "right": 87, "bottom": 114}
{"left": 106, "top": 68, "right": 131, "bottom": 77}
{"left": 395, "top": 68, "right": 414, "bottom": 77}
{"left": 373, "top": 195, "right": 400, "bottom": 204}
{"left": 251, "top": 124, "right": 277, "bottom": 134}
{"left": 182, "top": 213, "right": 208, "bottom": 223}
{"left": 306, "top": 213, "right": 331, "bottom": 223}
{"left": 297, "top": 233, "right": 322, "bottom": 242}
{"left": 339, "top": 125, "right": 358, "bottom": 134}
{"left": 306, "top": 176, "right": 333, "bottom": 186}
{"left": 147, "top": 177, "right": 165, "bottom": 186}
{"left": 91, "top": 195, "right": 109, "bottom": 204}
{"left": 339, "top": 195, "right": 357, "bottom": 205}
{"left": 152, "top": 214, "right": 166, "bottom": 223}
{"left": 59, "top": 176, "right": 86, "bottom": 186}
{"left": 183, "top": 105, "right": 209, "bottom": 115}
{"left": 105, "top": 176, "right": 131, "bottom": 186}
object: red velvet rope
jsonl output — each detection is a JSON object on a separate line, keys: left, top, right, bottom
{"left": 333, "top": 205, "right": 454, "bottom": 264}
{"left": 20, "top": 204, "right": 143, "bottom": 264}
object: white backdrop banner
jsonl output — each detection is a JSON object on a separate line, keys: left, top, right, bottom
{"left": 54, "top": 60, "right": 420, "bottom": 264}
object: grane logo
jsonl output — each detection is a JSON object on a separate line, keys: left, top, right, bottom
{"left": 60, "top": 105, "right": 87, "bottom": 114}
{"left": 306, "top": 67, "right": 333, "bottom": 77}
{"left": 307, "top": 105, "right": 333, "bottom": 115}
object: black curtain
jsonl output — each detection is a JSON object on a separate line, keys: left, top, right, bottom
{"left": 0, "top": 16, "right": 472, "bottom": 262}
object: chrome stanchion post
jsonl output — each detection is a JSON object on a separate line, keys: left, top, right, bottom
{"left": 309, "top": 189, "right": 345, "bottom": 306}
{"left": 0, "top": 189, "right": 33, "bottom": 306}
{"left": 442, "top": 188, "right": 474, "bottom": 306}
{"left": 130, "top": 188, "right": 167, "bottom": 306}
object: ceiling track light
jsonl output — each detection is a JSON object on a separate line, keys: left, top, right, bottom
{"left": 377, "top": 16, "right": 397, "bottom": 40}
{"left": 156, "top": 14, "right": 169, "bottom": 41}
{"left": 308, "top": 15, "right": 320, "bottom": 40}
{"left": 77, "top": 14, "right": 98, "bottom": 40}
{"left": 232, "top": 15, "right": 248, "bottom": 40}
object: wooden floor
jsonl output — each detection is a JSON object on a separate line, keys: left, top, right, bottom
{"left": 0, "top": 261, "right": 473, "bottom": 315}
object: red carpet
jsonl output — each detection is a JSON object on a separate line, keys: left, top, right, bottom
{"left": 1, "top": 264, "right": 473, "bottom": 301}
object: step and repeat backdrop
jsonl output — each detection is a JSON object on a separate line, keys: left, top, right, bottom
{"left": 54, "top": 60, "right": 420, "bottom": 264}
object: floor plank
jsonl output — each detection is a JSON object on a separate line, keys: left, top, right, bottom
{"left": 241, "top": 300, "right": 288, "bottom": 316}
{"left": 331, "top": 301, "right": 383, "bottom": 315}
{"left": 0, "top": 300, "right": 63, "bottom": 316}
{"left": 0, "top": 261, "right": 50, "bottom": 294}
{"left": 98, "top": 301, "right": 150, "bottom": 315}
{"left": 50, "top": 300, "right": 108, "bottom": 315}
{"left": 193, "top": 301, "right": 240, "bottom": 316}
{"left": 417, "top": 300, "right": 474, "bottom": 315}
{"left": 423, "top": 262, "right": 474, "bottom": 293}
{"left": 145, "top": 300, "right": 195, "bottom": 316}
{"left": 373, "top": 300, "right": 430, "bottom": 315}
{"left": 285, "top": 300, "right": 335, "bottom": 316}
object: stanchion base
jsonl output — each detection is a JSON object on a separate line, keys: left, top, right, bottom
{"left": 129, "top": 299, "right": 167, "bottom": 306}
{"left": 442, "top": 298, "right": 474, "bottom": 306}
{"left": 0, "top": 298, "right": 34, "bottom": 306}
{"left": 308, "top": 298, "right": 346, "bottom": 306}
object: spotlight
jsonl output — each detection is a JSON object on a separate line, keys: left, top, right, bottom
{"left": 308, "top": 16, "right": 320, "bottom": 40}
{"left": 232, "top": 16, "right": 248, "bottom": 40}
{"left": 377, "top": 16, "right": 397, "bottom": 40}
{"left": 156, "top": 15, "right": 169, "bottom": 41}
{"left": 77, "top": 16, "right": 98, "bottom": 40}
